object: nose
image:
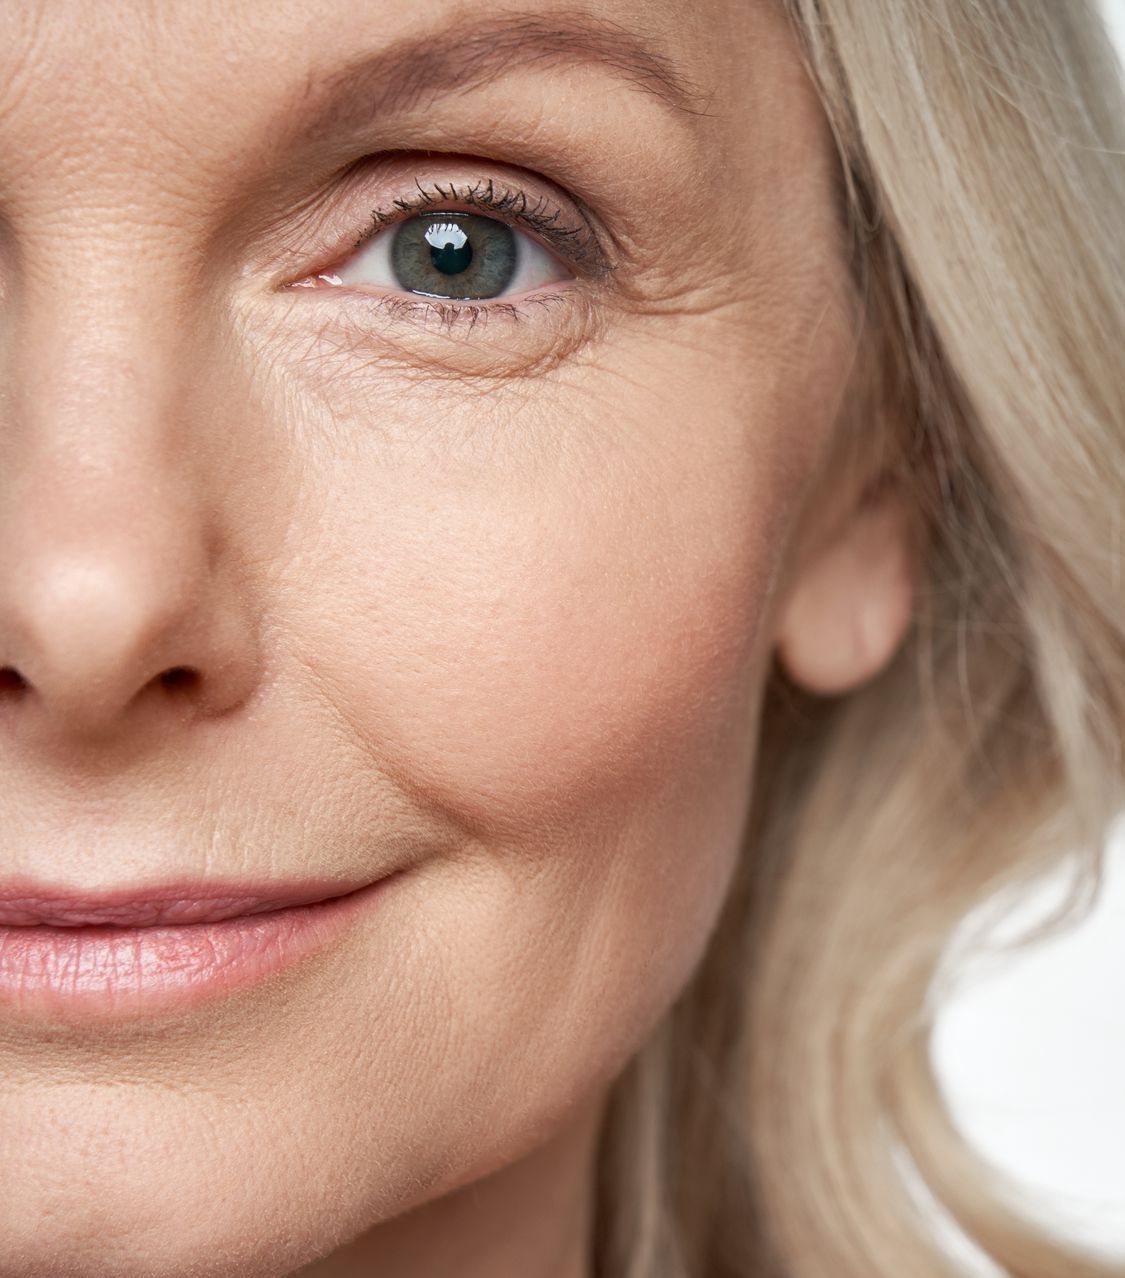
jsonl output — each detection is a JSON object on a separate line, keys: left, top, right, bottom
{"left": 0, "top": 325, "right": 260, "bottom": 745}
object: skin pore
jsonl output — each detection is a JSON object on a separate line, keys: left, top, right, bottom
{"left": 0, "top": 2, "right": 915, "bottom": 1276}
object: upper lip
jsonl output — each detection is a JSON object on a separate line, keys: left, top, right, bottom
{"left": 0, "top": 879, "right": 370, "bottom": 927}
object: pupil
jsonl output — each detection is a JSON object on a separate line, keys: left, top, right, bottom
{"left": 425, "top": 222, "right": 473, "bottom": 276}
{"left": 389, "top": 212, "right": 516, "bottom": 299}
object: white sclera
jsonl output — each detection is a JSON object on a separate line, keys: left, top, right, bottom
{"left": 331, "top": 215, "right": 571, "bottom": 298}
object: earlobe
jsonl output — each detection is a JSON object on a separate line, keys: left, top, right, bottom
{"left": 774, "top": 487, "right": 917, "bottom": 696}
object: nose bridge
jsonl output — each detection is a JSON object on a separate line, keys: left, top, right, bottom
{"left": 6, "top": 289, "right": 203, "bottom": 558}
{"left": 0, "top": 279, "right": 259, "bottom": 737}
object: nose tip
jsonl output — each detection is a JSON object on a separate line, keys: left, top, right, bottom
{"left": 0, "top": 544, "right": 258, "bottom": 739}
{"left": 0, "top": 295, "right": 263, "bottom": 747}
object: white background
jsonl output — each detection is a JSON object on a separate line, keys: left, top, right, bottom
{"left": 922, "top": 5, "right": 1125, "bottom": 1270}
{"left": 1106, "top": 0, "right": 1125, "bottom": 49}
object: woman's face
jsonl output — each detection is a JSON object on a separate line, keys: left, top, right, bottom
{"left": 0, "top": 1, "right": 867, "bottom": 1273}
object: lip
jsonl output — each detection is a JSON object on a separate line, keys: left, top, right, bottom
{"left": 0, "top": 876, "right": 389, "bottom": 1022}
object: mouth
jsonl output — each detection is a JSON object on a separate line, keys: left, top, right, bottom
{"left": 0, "top": 875, "right": 392, "bottom": 1023}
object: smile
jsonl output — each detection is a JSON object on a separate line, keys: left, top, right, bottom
{"left": 0, "top": 877, "right": 391, "bottom": 1023}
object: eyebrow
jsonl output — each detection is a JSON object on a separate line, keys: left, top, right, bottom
{"left": 295, "top": 9, "right": 708, "bottom": 142}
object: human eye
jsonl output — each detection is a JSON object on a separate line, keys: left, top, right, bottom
{"left": 289, "top": 176, "right": 608, "bottom": 319}
{"left": 328, "top": 207, "right": 569, "bottom": 300}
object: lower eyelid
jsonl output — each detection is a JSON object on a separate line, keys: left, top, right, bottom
{"left": 297, "top": 282, "right": 593, "bottom": 349}
{"left": 341, "top": 285, "right": 575, "bottom": 326}
{"left": 297, "top": 272, "right": 576, "bottom": 308}
{"left": 276, "top": 289, "right": 599, "bottom": 387}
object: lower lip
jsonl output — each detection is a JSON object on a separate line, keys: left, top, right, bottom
{"left": 0, "top": 879, "right": 388, "bottom": 1023}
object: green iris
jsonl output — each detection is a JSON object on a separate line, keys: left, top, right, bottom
{"left": 390, "top": 213, "right": 517, "bottom": 299}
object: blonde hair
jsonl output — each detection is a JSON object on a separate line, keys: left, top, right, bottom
{"left": 594, "top": 2, "right": 1125, "bottom": 1274}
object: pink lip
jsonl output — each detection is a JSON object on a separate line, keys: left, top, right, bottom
{"left": 0, "top": 877, "right": 389, "bottom": 1022}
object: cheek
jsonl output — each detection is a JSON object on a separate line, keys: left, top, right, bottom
{"left": 235, "top": 320, "right": 845, "bottom": 1218}
{"left": 283, "top": 376, "right": 807, "bottom": 847}
{"left": 356, "top": 446, "right": 778, "bottom": 1007}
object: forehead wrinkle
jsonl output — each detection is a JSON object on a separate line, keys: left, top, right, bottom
{"left": 293, "top": 7, "right": 712, "bottom": 144}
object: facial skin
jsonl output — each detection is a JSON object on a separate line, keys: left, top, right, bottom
{"left": 0, "top": 2, "right": 916, "bottom": 1275}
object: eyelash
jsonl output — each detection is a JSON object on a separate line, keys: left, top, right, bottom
{"left": 355, "top": 177, "right": 607, "bottom": 271}
{"left": 294, "top": 176, "right": 611, "bottom": 330}
{"left": 367, "top": 290, "right": 571, "bottom": 334}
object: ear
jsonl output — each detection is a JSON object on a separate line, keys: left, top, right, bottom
{"left": 774, "top": 485, "right": 917, "bottom": 696}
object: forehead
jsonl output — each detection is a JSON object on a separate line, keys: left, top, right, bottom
{"left": 1, "top": 0, "right": 724, "bottom": 73}
{"left": 0, "top": 0, "right": 801, "bottom": 159}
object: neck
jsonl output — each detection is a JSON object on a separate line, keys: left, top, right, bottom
{"left": 296, "top": 1096, "right": 606, "bottom": 1278}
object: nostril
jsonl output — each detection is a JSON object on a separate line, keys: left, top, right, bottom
{"left": 159, "top": 666, "right": 200, "bottom": 694}
{"left": 0, "top": 667, "right": 29, "bottom": 696}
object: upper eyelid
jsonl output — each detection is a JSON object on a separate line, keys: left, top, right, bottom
{"left": 344, "top": 178, "right": 614, "bottom": 277}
